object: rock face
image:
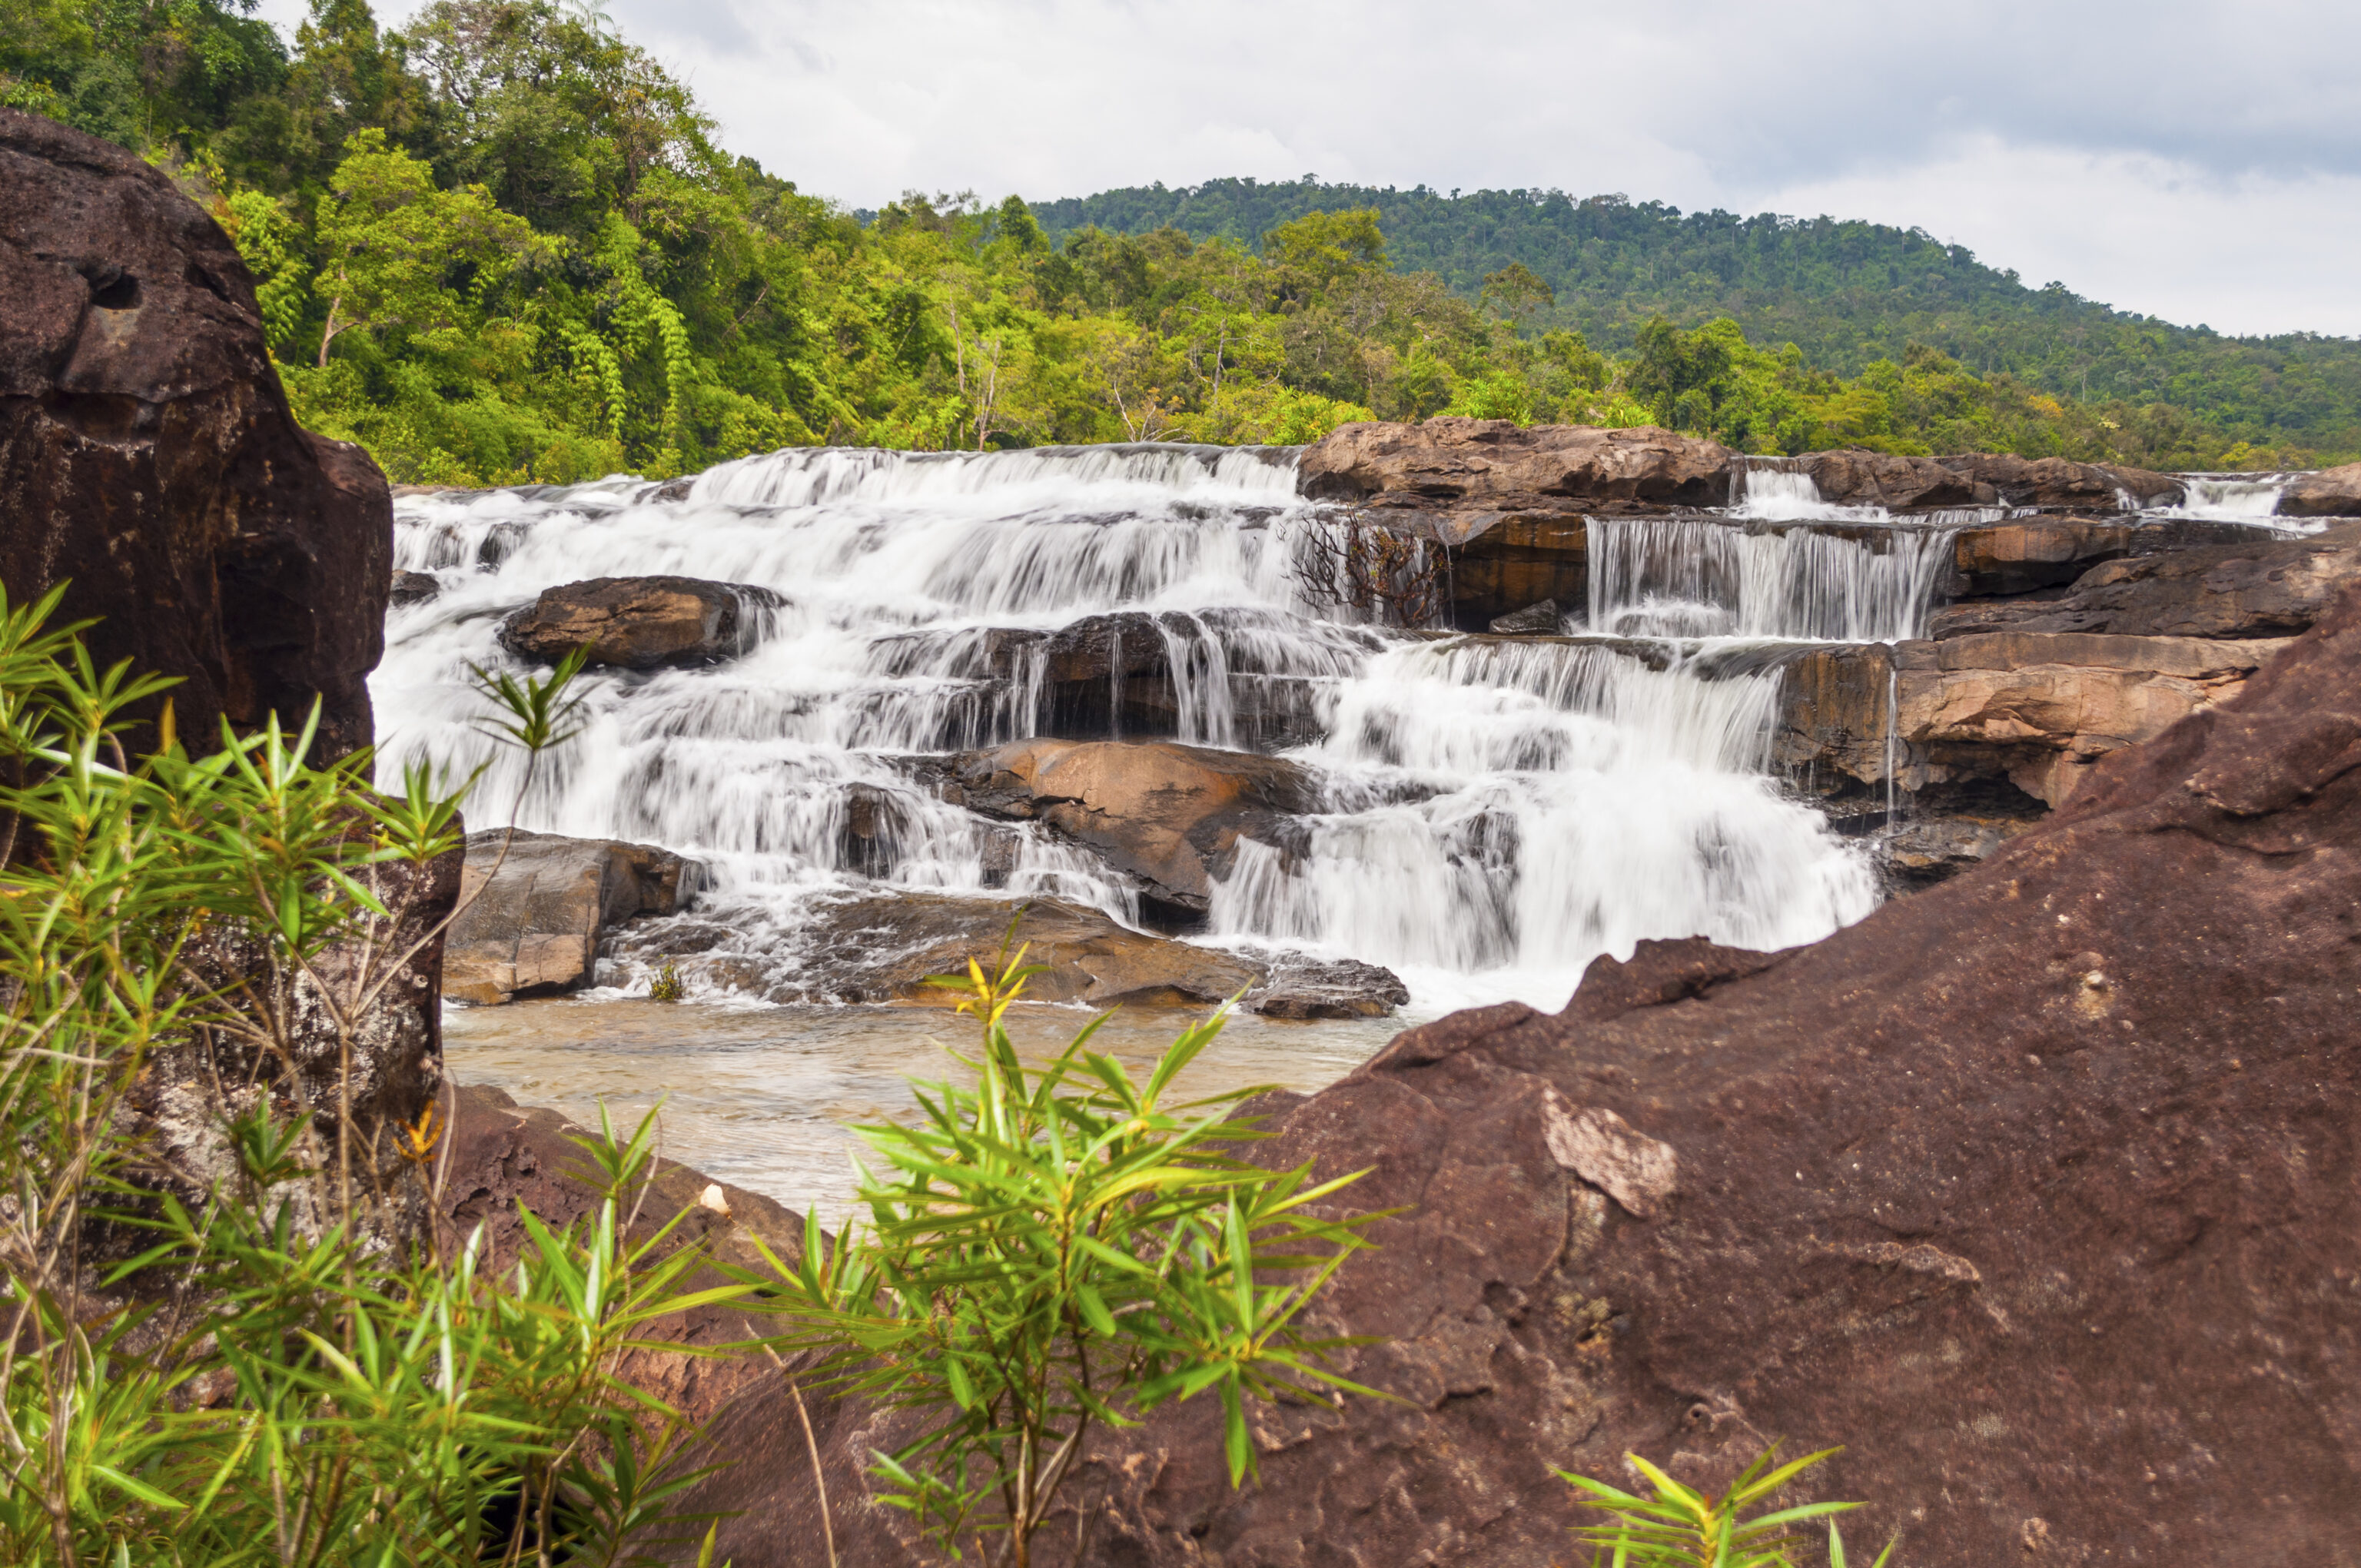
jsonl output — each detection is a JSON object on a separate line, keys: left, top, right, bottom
{"left": 1931, "top": 520, "right": 2361, "bottom": 641}
{"left": 1796, "top": 450, "right": 1997, "bottom": 510}
{"left": 629, "top": 891, "right": 1405, "bottom": 1018}
{"left": 1934, "top": 452, "right": 2183, "bottom": 510}
{"left": 497, "top": 576, "right": 782, "bottom": 669}
{"left": 0, "top": 108, "right": 390, "bottom": 759}
{"left": 1299, "top": 418, "right": 1733, "bottom": 516}
{"left": 443, "top": 829, "right": 705, "bottom": 1005}
{"left": 2277, "top": 460, "right": 2361, "bottom": 519}
{"left": 681, "top": 576, "right": 2361, "bottom": 1567}
{"left": 938, "top": 738, "right": 1320, "bottom": 920}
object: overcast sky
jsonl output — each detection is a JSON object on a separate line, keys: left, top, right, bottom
{"left": 257, "top": 0, "right": 2361, "bottom": 337}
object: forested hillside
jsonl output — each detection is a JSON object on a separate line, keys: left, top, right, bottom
{"left": 1037, "top": 180, "right": 2361, "bottom": 460}
{"left": 3, "top": 0, "right": 2344, "bottom": 483}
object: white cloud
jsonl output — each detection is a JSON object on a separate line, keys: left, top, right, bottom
{"left": 252, "top": 0, "right": 2361, "bottom": 336}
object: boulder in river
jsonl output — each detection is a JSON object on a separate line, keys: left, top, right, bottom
{"left": 672, "top": 572, "right": 2361, "bottom": 1567}
{"left": 2276, "top": 460, "right": 2361, "bottom": 519}
{"left": 1300, "top": 417, "right": 1733, "bottom": 516}
{"left": 0, "top": 108, "right": 390, "bottom": 759}
{"left": 496, "top": 576, "right": 782, "bottom": 669}
{"left": 1934, "top": 452, "right": 2183, "bottom": 510}
{"left": 1796, "top": 450, "right": 1997, "bottom": 510}
{"left": 1486, "top": 598, "right": 1563, "bottom": 634}
{"left": 939, "top": 738, "right": 1320, "bottom": 921}
{"left": 444, "top": 829, "right": 706, "bottom": 1005}
{"left": 633, "top": 891, "right": 1406, "bottom": 1017}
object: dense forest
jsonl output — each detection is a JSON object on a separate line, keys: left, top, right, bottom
{"left": 3, "top": 0, "right": 2346, "bottom": 483}
{"left": 1038, "top": 180, "right": 2361, "bottom": 463}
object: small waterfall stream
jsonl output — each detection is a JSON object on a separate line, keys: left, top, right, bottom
{"left": 371, "top": 447, "right": 1998, "bottom": 1012}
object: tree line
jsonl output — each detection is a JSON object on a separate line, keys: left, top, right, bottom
{"left": 4, "top": 0, "right": 2337, "bottom": 483}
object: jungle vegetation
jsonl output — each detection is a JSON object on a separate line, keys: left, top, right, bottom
{"left": 3, "top": 0, "right": 2343, "bottom": 484}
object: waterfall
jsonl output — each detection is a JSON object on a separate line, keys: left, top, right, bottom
{"left": 374, "top": 442, "right": 1938, "bottom": 1013}
{"left": 2157, "top": 473, "right": 2316, "bottom": 529}
{"left": 1588, "top": 517, "right": 1960, "bottom": 643}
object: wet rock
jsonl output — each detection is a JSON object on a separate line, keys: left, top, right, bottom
{"left": 389, "top": 570, "right": 441, "bottom": 606}
{"left": 0, "top": 108, "right": 390, "bottom": 760}
{"left": 1946, "top": 517, "right": 2134, "bottom": 596}
{"left": 496, "top": 576, "right": 782, "bottom": 669}
{"left": 939, "top": 738, "right": 1320, "bottom": 919}
{"left": 1873, "top": 813, "right": 2037, "bottom": 889}
{"left": 1486, "top": 599, "right": 1564, "bottom": 634}
{"left": 1245, "top": 951, "right": 1413, "bottom": 1018}
{"left": 2276, "top": 460, "right": 2361, "bottom": 519}
{"left": 1930, "top": 520, "right": 2361, "bottom": 641}
{"left": 1300, "top": 417, "right": 1733, "bottom": 515}
{"left": 1452, "top": 516, "right": 1591, "bottom": 625}
{"left": 1934, "top": 452, "right": 2182, "bottom": 509}
{"left": 444, "top": 829, "right": 705, "bottom": 1005}
{"left": 1798, "top": 450, "right": 1997, "bottom": 510}
{"left": 684, "top": 573, "right": 2361, "bottom": 1566}
{"left": 750, "top": 892, "right": 1403, "bottom": 1016}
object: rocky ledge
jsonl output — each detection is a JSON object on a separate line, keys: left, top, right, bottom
{"left": 616, "top": 891, "right": 1407, "bottom": 1018}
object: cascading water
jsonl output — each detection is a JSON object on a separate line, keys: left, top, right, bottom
{"left": 374, "top": 443, "right": 1940, "bottom": 1015}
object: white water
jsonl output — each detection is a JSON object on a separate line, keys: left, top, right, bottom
{"left": 374, "top": 443, "right": 1914, "bottom": 1013}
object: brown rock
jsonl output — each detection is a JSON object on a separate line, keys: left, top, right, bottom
{"left": 675, "top": 890, "right": 1403, "bottom": 1016}
{"left": 1930, "top": 520, "right": 2361, "bottom": 641}
{"left": 2277, "top": 460, "right": 2361, "bottom": 519}
{"left": 443, "top": 829, "right": 705, "bottom": 1005}
{"left": 497, "top": 576, "right": 782, "bottom": 669}
{"left": 1798, "top": 450, "right": 1997, "bottom": 510}
{"left": 941, "top": 738, "right": 1318, "bottom": 916}
{"left": 1299, "top": 418, "right": 1733, "bottom": 515}
{"left": 1453, "top": 515, "right": 1590, "bottom": 624}
{"left": 1936, "top": 452, "right": 2183, "bottom": 509}
{"left": 389, "top": 570, "right": 440, "bottom": 606}
{"left": 1947, "top": 517, "right": 2133, "bottom": 596}
{"left": 0, "top": 108, "right": 390, "bottom": 759}
{"left": 686, "top": 572, "right": 2361, "bottom": 1566}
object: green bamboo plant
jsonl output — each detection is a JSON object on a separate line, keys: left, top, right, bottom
{"left": 757, "top": 937, "right": 1392, "bottom": 1568}
{"left": 1559, "top": 1443, "right": 1897, "bottom": 1568}
{"left": 0, "top": 583, "right": 745, "bottom": 1567}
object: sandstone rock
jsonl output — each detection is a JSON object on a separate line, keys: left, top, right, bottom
{"left": 1947, "top": 517, "right": 2133, "bottom": 596}
{"left": 496, "top": 576, "right": 782, "bottom": 669}
{"left": 1936, "top": 452, "right": 2183, "bottom": 509}
{"left": 389, "top": 570, "right": 441, "bottom": 606}
{"left": 1929, "top": 520, "right": 2361, "bottom": 641}
{"left": 1873, "top": 813, "right": 2037, "bottom": 888}
{"left": 1798, "top": 450, "right": 1997, "bottom": 510}
{"left": 1486, "top": 599, "right": 1564, "bottom": 634}
{"left": 443, "top": 829, "right": 705, "bottom": 1005}
{"left": 938, "top": 738, "right": 1319, "bottom": 919}
{"left": 656, "top": 890, "right": 1405, "bottom": 1016}
{"left": 1299, "top": 418, "right": 1732, "bottom": 515}
{"left": 2276, "top": 460, "right": 2361, "bottom": 519}
{"left": 1452, "top": 516, "right": 1590, "bottom": 624}
{"left": 681, "top": 573, "right": 2361, "bottom": 1565}
{"left": 0, "top": 108, "right": 390, "bottom": 759}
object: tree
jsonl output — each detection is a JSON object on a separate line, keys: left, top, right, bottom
{"left": 311, "top": 128, "right": 536, "bottom": 367}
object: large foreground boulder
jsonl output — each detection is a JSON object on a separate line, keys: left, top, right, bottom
{"left": 498, "top": 576, "right": 782, "bottom": 669}
{"left": 677, "top": 578, "right": 2361, "bottom": 1567}
{"left": 1300, "top": 418, "right": 1733, "bottom": 517}
{"left": 2277, "top": 460, "right": 2361, "bottom": 519}
{"left": 0, "top": 108, "right": 390, "bottom": 759}
{"left": 444, "top": 829, "right": 705, "bottom": 1005}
